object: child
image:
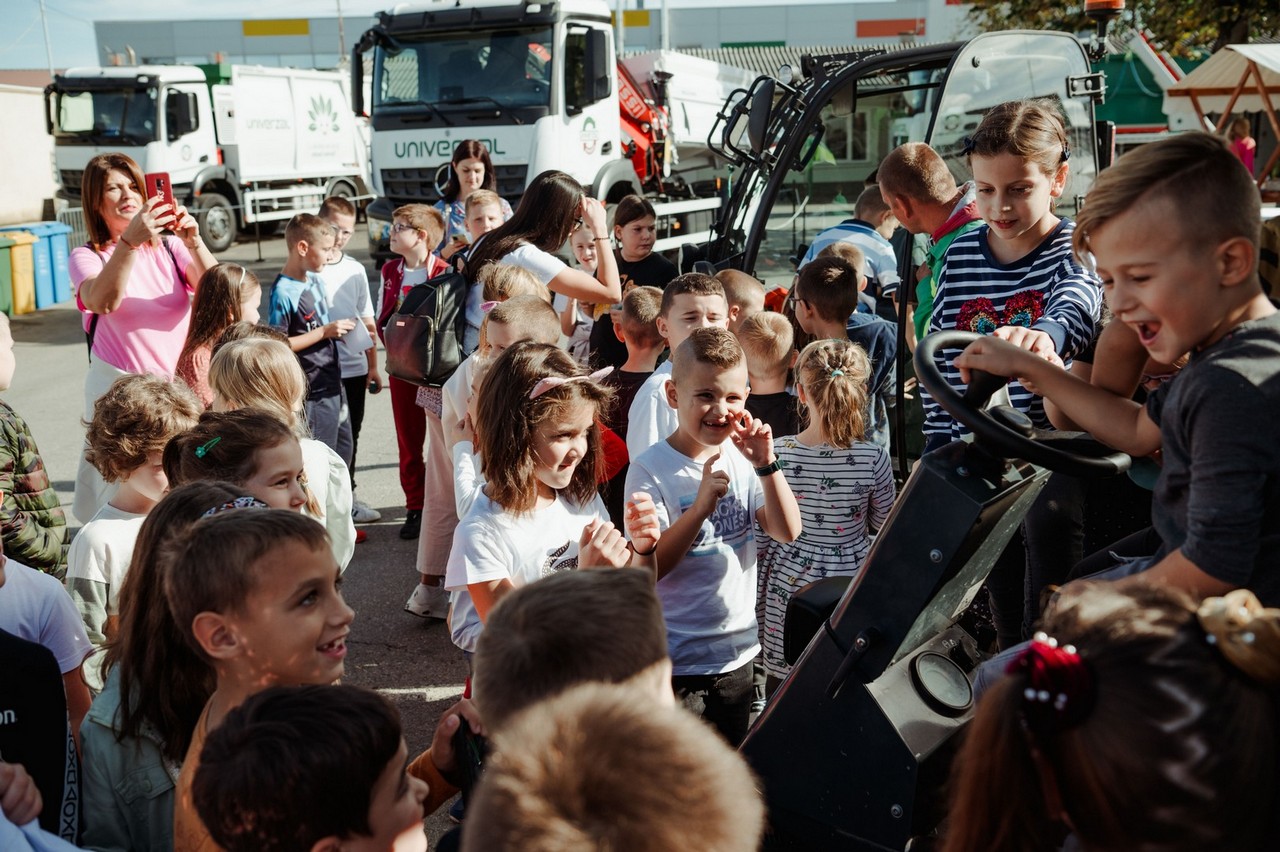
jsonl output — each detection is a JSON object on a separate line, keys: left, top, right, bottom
{"left": 589, "top": 195, "right": 679, "bottom": 369}
{"left": 625, "top": 273, "right": 730, "bottom": 461}
{"left": 818, "top": 241, "right": 877, "bottom": 314}
{"left": 80, "top": 481, "right": 259, "bottom": 852}
{"left": 476, "top": 261, "right": 549, "bottom": 305}
{"left": 759, "top": 339, "right": 895, "bottom": 691}
{"left": 463, "top": 683, "right": 765, "bottom": 852}
{"left": 194, "top": 685, "right": 429, "bottom": 852}
{"left": 175, "top": 264, "right": 263, "bottom": 408}
{"left": 0, "top": 314, "right": 68, "bottom": 578}
{"left": 316, "top": 196, "right": 382, "bottom": 525}
{"left": 444, "top": 342, "right": 661, "bottom": 660}
{"left": 163, "top": 410, "right": 310, "bottom": 513}
{"left": 166, "top": 509, "right": 354, "bottom": 852}
{"left": 800, "top": 185, "right": 902, "bottom": 311}
{"left": 955, "top": 131, "right": 1280, "bottom": 606}
{"left": 208, "top": 338, "right": 356, "bottom": 568}
{"left": 211, "top": 320, "right": 288, "bottom": 356}
{"left": 599, "top": 286, "right": 664, "bottom": 525}
{"left": 945, "top": 583, "right": 1280, "bottom": 852}
{"left": 793, "top": 255, "right": 897, "bottom": 451}
{"left": 435, "top": 141, "right": 513, "bottom": 256}
{"left": 625, "top": 326, "right": 802, "bottom": 744}
{"left": 407, "top": 295, "right": 563, "bottom": 620}
{"left": 737, "top": 310, "right": 800, "bottom": 438}
{"left": 66, "top": 373, "right": 201, "bottom": 681}
{"left": 559, "top": 224, "right": 598, "bottom": 365}
{"left": 925, "top": 99, "right": 1102, "bottom": 452}
{"left": 716, "top": 269, "right": 766, "bottom": 334}
{"left": 269, "top": 213, "right": 355, "bottom": 467}
{"left": 376, "top": 204, "right": 448, "bottom": 540}
{"left": 453, "top": 188, "right": 509, "bottom": 256}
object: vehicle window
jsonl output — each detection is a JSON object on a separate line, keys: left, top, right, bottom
{"left": 373, "top": 27, "right": 553, "bottom": 110}
{"left": 55, "top": 88, "right": 158, "bottom": 144}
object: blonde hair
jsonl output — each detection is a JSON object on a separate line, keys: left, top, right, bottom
{"left": 476, "top": 262, "right": 550, "bottom": 303}
{"left": 715, "top": 269, "right": 766, "bottom": 315}
{"left": 816, "top": 241, "right": 866, "bottom": 279}
{"left": 208, "top": 338, "right": 308, "bottom": 435}
{"left": 619, "top": 285, "right": 664, "bottom": 349}
{"left": 464, "top": 683, "right": 765, "bottom": 852}
{"left": 796, "top": 338, "right": 871, "bottom": 448}
{"left": 465, "top": 189, "right": 504, "bottom": 218}
{"left": 736, "top": 311, "right": 794, "bottom": 381}
{"left": 483, "top": 294, "right": 562, "bottom": 351}
{"left": 392, "top": 204, "right": 445, "bottom": 247}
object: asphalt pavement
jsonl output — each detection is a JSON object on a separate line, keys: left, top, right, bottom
{"left": 9, "top": 229, "right": 466, "bottom": 842}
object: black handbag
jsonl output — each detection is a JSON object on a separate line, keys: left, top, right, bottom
{"left": 382, "top": 257, "right": 470, "bottom": 387}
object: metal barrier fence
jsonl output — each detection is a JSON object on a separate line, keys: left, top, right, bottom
{"left": 57, "top": 206, "right": 88, "bottom": 248}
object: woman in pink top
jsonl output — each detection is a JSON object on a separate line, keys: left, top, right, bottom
{"left": 1229, "top": 116, "right": 1257, "bottom": 177}
{"left": 68, "top": 153, "right": 216, "bottom": 521}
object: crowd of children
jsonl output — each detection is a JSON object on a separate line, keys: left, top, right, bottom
{"left": 1, "top": 113, "right": 1278, "bottom": 851}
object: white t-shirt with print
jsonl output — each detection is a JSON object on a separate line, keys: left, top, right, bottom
{"left": 624, "top": 440, "right": 765, "bottom": 676}
{"left": 445, "top": 490, "right": 608, "bottom": 653}
{"left": 626, "top": 361, "right": 677, "bottom": 461}
{"left": 317, "top": 253, "right": 375, "bottom": 379}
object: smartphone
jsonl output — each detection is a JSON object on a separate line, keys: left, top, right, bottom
{"left": 144, "top": 172, "right": 176, "bottom": 225}
{"left": 451, "top": 232, "right": 470, "bottom": 246}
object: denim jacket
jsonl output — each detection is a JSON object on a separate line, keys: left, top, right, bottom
{"left": 80, "top": 668, "right": 180, "bottom": 852}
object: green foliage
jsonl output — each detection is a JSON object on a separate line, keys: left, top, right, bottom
{"left": 965, "top": 0, "right": 1280, "bottom": 57}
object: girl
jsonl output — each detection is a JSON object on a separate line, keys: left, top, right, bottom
{"left": 924, "top": 99, "right": 1102, "bottom": 451}
{"left": 443, "top": 341, "right": 660, "bottom": 658}
{"left": 464, "top": 170, "right": 622, "bottom": 334}
{"left": 759, "top": 339, "right": 895, "bottom": 692}
{"left": 560, "top": 225, "right": 598, "bottom": 365}
{"left": 434, "top": 139, "right": 513, "bottom": 255}
{"left": 80, "top": 481, "right": 264, "bottom": 852}
{"left": 207, "top": 337, "right": 356, "bottom": 568}
{"left": 1228, "top": 115, "right": 1257, "bottom": 176}
{"left": 944, "top": 582, "right": 1280, "bottom": 852}
{"left": 163, "top": 409, "right": 310, "bottom": 513}
{"left": 175, "top": 264, "right": 263, "bottom": 408}
{"left": 590, "top": 195, "right": 679, "bottom": 368}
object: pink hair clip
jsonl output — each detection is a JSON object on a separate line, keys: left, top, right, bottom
{"left": 480, "top": 300, "right": 499, "bottom": 314}
{"left": 528, "top": 366, "right": 613, "bottom": 400}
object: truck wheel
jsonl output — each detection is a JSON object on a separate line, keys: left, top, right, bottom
{"left": 197, "top": 193, "right": 236, "bottom": 253}
{"left": 327, "top": 179, "right": 357, "bottom": 201}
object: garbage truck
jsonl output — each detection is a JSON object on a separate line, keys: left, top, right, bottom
{"left": 46, "top": 64, "right": 370, "bottom": 252}
{"left": 352, "top": 0, "right": 756, "bottom": 261}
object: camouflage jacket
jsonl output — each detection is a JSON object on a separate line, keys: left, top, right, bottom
{"left": 0, "top": 398, "right": 68, "bottom": 577}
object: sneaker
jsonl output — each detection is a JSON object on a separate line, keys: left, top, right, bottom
{"left": 404, "top": 583, "right": 449, "bottom": 620}
{"left": 399, "top": 509, "right": 423, "bottom": 540}
{"left": 351, "top": 499, "right": 382, "bottom": 524}
{"left": 354, "top": 528, "right": 368, "bottom": 544}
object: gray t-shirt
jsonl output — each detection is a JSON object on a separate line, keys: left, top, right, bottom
{"left": 1146, "top": 311, "right": 1280, "bottom": 604}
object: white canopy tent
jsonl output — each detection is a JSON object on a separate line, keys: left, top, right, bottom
{"left": 1164, "top": 44, "right": 1280, "bottom": 185}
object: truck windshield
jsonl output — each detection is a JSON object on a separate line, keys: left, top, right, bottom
{"left": 53, "top": 87, "right": 158, "bottom": 145}
{"left": 373, "top": 27, "right": 553, "bottom": 112}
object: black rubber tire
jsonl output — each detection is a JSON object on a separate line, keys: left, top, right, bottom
{"left": 196, "top": 192, "right": 235, "bottom": 253}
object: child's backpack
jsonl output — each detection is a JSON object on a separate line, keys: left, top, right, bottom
{"left": 382, "top": 256, "right": 470, "bottom": 387}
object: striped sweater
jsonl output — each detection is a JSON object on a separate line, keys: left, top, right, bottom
{"left": 923, "top": 219, "right": 1101, "bottom": 442}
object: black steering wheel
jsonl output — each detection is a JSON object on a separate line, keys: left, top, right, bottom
{"left": 914, "top": 331, "right": 1131, "bottom": 478}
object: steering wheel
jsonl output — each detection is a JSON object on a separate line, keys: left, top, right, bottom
{"left": 914, "top": 331, "right": 1131, "bottom": 477}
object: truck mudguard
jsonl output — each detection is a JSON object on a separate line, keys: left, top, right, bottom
{"left": 592, "top": 160, "right": 643, "bottom": 203}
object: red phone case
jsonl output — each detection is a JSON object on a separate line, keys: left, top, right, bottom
{"left": 144, "top": 173, "right": 175, "bottom": 210}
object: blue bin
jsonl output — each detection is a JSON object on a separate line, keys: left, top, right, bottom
{"left": 0, "top": 222, "right": 72, "bottom": 307}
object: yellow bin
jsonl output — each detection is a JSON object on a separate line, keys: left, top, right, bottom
{"left": 6, "top": 232, "right": 36, "bottom": 315}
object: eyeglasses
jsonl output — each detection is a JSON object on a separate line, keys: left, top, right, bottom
{"left": 391, "top": 222, "right": 420, "bottom": 234}
{"left": 571, "top": 217, "right": 584, "bottom": 231}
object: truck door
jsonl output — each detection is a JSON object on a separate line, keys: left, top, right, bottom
{"left": 560, "top": 22, "right": 618, "bottom": 191}
{"left": 925, "top": 30, "right": 1099, "bottom": 216}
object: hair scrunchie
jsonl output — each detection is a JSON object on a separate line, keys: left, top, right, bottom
{"left": 1006, "top": 632, "right": 1095, "bottom": 734}
{"left": 1197, "top": 590, "right": 1280, "bottom": 686}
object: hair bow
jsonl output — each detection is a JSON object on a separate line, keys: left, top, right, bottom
{"left": 529, "top": 367, "right": 613, "bottom": 400}
{"left": 480, "top": 300, "right": 499, "bottom": 314}
{"left": 1006, "top": 632, "right": 1095, "bottom": 734}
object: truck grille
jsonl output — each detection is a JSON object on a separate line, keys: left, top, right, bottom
{"left": 379, "top": 164, "right": 528, "bottom": 206}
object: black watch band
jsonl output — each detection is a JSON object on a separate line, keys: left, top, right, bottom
{"left": 754, "top": 459, "right": 782, "bottom": 477}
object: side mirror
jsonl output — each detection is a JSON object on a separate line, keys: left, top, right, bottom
{"left": 165, "top": 90, "right": 198, "bottom": 140}
{"left": 747, "top": 77, "right": 775, "bottom": 156}
{"left": 583, "top": 28, "right": 612, "bottom": 107}
{"left": 351, "top": 45, "right": 365, "bottom": 116}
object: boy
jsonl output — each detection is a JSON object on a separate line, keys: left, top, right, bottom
{"left": 877, "top": 142, "right": 982, "bottom": 347}
{"left": 625, "top": 327, "right": 801, "bottom": 744}
{"left": 957, "top": 132, "right": 1280, "bottom": 606}
{"left": 194, "top": 685, "right": 429, "bottom": 852}
{"left": 67, "top": 374, "right": 201, "bottom": 685}
{"left": 316, "top": 197, "right": 382, "bottom": 526}
{"left": 377, "top": 204, "right": 448, "bottom": 541}
{"left": 625, "top": 273, "right": 729, "bottom": 461}
{"left": 818, "top": 241, "right": 877, "bottom": 314}
{"left": 441, "top": 189, "right": 505, "bottom": 262}
{"left": 167, "top": 509, "right": 354, "bottom": 852}
{"left": 794, "top": 255, "right": 896, "bottom": 451}
{"left": 463, "top": 683, "right": 765, "bottom": 852}
{"left": 0, "top": 314, "right": 67, "bottom": 578}
{"left": 715, "top": 269, "right": 766, "bottom": 334}
{"left": 738, "top": 310, "right": 799, "bottom": 438}
{"left": 799, "top": 185, "right": 901, "bottom": 312}
{"left": 270, "top": 214, "right": 356, "bottom": 466}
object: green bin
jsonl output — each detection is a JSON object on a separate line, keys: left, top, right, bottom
{"left": 0, "top": 236, "right": 13, "bottom": 316}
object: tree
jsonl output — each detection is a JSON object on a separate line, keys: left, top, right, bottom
{"left": 965, "top": 0, "right": 1279, "bottom": 56}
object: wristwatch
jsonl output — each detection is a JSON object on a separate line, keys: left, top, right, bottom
{"left": 754, "top": 459, "right": 782, "bottom": 477}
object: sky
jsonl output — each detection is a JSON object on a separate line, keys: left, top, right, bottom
{"left": 2, "top": 0, "right": 873, "bottom": 70}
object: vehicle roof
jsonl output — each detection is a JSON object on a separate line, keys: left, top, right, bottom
{"left": 387, "top": 0, "right": 607, "bottom": 16}
{"left": 60, "top": 65, "right": 206, "bottom": 82}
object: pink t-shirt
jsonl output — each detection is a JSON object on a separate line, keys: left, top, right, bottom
{"left": 69, "top": 238, "right": 195, "bottom": 378}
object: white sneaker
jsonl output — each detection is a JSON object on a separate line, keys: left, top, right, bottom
{"left": 352, "top": 499, "right": 382, "bottom": 524}
{"left": 404, "top": 583, "right": 449, "bottom": 620}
